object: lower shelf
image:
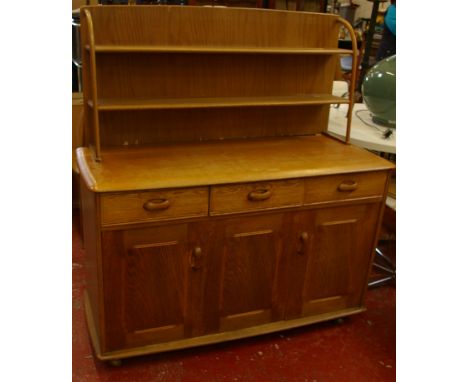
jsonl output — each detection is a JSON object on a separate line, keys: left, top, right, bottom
{"left": 84, "top": 291, "right": 365, "bottom": 361}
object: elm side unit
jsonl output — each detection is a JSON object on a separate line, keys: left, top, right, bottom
{"left": 77, "top": 5, "right": 395, "bottom": 364}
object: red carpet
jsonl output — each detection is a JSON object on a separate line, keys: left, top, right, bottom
{"left": 72, "top": 210, "right": 395, "bottom": 382}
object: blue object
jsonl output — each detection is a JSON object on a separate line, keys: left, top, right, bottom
{"left": 385, "top": 4, "right": 396, "bottom": 36}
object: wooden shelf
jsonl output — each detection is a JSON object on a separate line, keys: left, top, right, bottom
{"left": 77, "top": 135, "right": 394, "bottom": 193}
{"left": 88, "top": 95, "right": 349, "bottom": 111}
{"left": 85, "top": 44, "right": 353, "bottom": 55}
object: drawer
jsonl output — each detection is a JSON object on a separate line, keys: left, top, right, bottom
{"left": 210, "top": 179, "right": 304, "bottom": 215}
{"left": 100, "top": 187, "right": 209, "bottom": 225}
{"left": 304, "top": 171, "right": 387, "bottom": 205}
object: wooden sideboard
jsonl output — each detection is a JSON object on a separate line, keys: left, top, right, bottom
{"left": 77, "top": 5, "right": 395, "bottom": 364}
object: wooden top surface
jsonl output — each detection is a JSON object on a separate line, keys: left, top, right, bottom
{"left": 77, "top": 135, "right": 394, "bottom": 193}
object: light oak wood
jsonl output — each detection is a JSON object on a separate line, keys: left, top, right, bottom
{"left": 80, "top": 5, "right": 351, "bottom": 158}
{"left": 77, "top": 135, "right": 392, "bottom": 193}
{"left": 336, "top": 17, "right": 358, "bottom": 143}
{"left": 100, "top": 187, "right": 209, "bottom": 226}
{"left": 83, "top": 8, "right": 102, "bottom": 160}
{"left": 77, "top": 6, "right": 395, "bottom": 362}
{"left": 72, "top": 93, "right": 84, "bottom": 174}
{"left": 86, "top": 44, "right": 353, "bottom": 55}
{"left": 89, "top": 94, "right": 349, "bottom": 111}
{"left": 97, "top": 106, "right": 331, "bottom": 148}
{"left": 72, "top": 0, "right": 87, "bottom": 10}
{"left": 210, "top": 180, "right": 304, "bottom": 215}
{"left": 84, "top": 6, "right": 341, "bottom": 48}
{"left": 80, "top": 179, "right": 104, "bottom": 346}
{"left": 86, "top": 296, "right": 365, "bottom": 361}
{"left": 304, "top": 171, "right": 388, "bottom": 205}
{"left": 218, "top": 214, "right": 285, "bottom": 331}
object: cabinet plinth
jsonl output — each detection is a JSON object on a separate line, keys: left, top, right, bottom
{"left": 78, "top": 5, "right": 394, "bottom": 362}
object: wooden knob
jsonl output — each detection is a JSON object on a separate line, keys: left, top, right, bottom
{"left": 297, "top": 232, "right": 309, "bottom": 254}
{"left": 190, "top": 247, "right": 202, "bottom": 270}
{"left": 248, "top": 189, "right": 272, "bottom": 201}
{"left": 337, "top": 180, "right": 358, "bottom": 192}
{"left": 143, "top": 198, "right": 170, "bottom": 211}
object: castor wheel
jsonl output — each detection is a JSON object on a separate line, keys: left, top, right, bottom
{"left": 108, "top": 359, "right": 122, "bottom": 367}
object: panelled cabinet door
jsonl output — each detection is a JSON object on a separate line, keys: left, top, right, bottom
{"left": 101, "top": 224, "right": 191, "bottom": 352}
{"left": 285, "top": 204, "right": 381, "bottom": 319}
{"left": 214, "top": 214, "right": 288, "bottom": 332}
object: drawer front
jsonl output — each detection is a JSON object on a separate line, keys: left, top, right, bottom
{"left": 304, "top": 171, "right": 387, "bottom": 204}
{"left": 210, "top": 179, "right": 304, "bottom": 215}
{"left": 101, "top": 187, "right": 209, "bottom": 225}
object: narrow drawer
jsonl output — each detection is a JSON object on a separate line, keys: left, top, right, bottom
{"left": 101, "top": 187, "right": 209, "bottom": 225}
{"left": 210, "top": 179, "right": 304, "bottom": 216}
{"left": 304, "top": 171, "right": 387, "bottom": 205}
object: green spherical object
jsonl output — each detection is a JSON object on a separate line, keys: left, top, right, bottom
{"left": 362, "top": 55, "right": 396, "bottom": 128}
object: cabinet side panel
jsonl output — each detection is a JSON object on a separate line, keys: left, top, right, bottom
{"left": 80, "top": 179, "right": 102, "bottom": 345}
{"left": 100, "top": 230, "right": 126, "bottom": 351}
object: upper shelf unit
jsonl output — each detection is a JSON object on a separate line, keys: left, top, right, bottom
{"left": 80, "top": 6, "right": 358, "bottom": 162}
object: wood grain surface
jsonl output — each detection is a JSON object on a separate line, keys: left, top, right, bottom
{"left": 77, "top": 135, "right": 394, "bottom": 192}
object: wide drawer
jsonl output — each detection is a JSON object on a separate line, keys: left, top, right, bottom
{"left": 304, "top": 171, "right": 387, "bottom": 204}
{"left": 100, "top": 187, "right": 209, "bottom": 225}
{"left": 210, "top": 179, "right": 304, "bottom": 215}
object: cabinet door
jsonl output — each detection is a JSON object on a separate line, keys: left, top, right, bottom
{"left": 285, "top": 204, "right": 381, "bottom": 319}
{"left": 214, "top": 214, "right": 288, "bottom": 332}
{"left": 101, "top": 224, "right": 191, "bottom": 351}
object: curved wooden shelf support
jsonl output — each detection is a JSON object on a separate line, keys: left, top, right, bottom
{"left": 336, "top": 17, "right": 358, "bottom": 144}
{"left": 83, "top": 9, "right": 101, "bottom": 162}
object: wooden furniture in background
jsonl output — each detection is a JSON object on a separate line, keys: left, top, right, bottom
{"left": 72, "top": 93, "right": 84, "bottom": 208}
{"left": 187, "top": 0, "right": 269, "bottom": 8}
{"left": 77, "top": 5, "right": 394, "bottom": 364}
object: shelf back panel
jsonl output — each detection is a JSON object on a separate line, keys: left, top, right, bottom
{"left": 95, "top": 54, "right": 336, "bottom": 100}
{"left": 84, "top": 5, "right": 341, "bottom": 49}
{"left": 99, "top": 106, "right": 331, "bottom": 148}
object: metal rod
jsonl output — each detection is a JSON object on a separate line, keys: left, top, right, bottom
{"left": 373, "top": 263, "right": 395, "bottom": 274}
{"left": 368, "top": 276, "right": 394, "bottom": 287}
{"left": 375, "top": 247, "right": 396, "bottom": 267}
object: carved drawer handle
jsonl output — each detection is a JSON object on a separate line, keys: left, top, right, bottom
{"left": 143, "top": 198, "right": 170, "bottom": 211}
{"left": 337, "top": 180, "right": 358, "bottom": 192}
{"left": 190, "top": 247, "right": 202, "bottom": 270}
{"left": 297, "top": 232, "right": 309, "bottom": 254}
{"left": 248, "top": 189, "right": 272, "bottom": 201}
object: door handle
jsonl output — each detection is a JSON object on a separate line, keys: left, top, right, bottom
{"left": 248, "top": 189, "right": 272, "bottom": 201}
{"left": 296, "top": 232, "right": 309, "bottom": 254}
{"left": 190, "top": 246, "right": 202, "bottom": 270}
{"left": 143, "top": 198, "right": 170, "bottom": 211}
{"left": 337, "top": 180, "right": 358, "bottom": 192}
